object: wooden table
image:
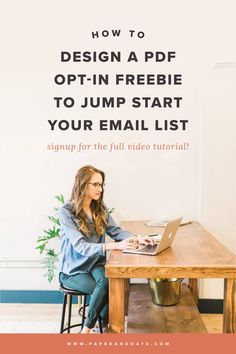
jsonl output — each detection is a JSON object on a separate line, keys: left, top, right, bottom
{"left": 105, "top": 221, "right": 236, "bottom": 333}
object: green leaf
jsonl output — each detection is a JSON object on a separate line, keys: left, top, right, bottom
{"left": 40, "top": 226, "right": 60, "bottom": 239}
{"left": 43, "top": 228, "right": 55, "bottom": 236}
{"left": 41, "top": 253, "right": 59, "bottom": 283}
{"left": 108, "top": 207, "right": 115, "bottom": 214}
{"left": 36, "top": 230, "right": 58, "bottom": 242}
{"left": 35, "top": 243, "right": 47, "bottom": 254}
{"left": 48, "top": 216, "right": 60, "bottom": 225}
{"left": 55, "top": 194, "right": 64, "bottom": 204}
{"left": 47, "top": 249, "right": 60, "bottom": 257}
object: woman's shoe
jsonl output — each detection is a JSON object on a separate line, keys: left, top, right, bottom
{"left": 92, "top": 325, "right": 109, "bottom": 334}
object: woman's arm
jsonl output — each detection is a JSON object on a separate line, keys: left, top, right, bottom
{"left": 105, "top": 237, "right": 138, "bottom": 251}
{"left": 106, "top": 212, "right": 133, "bottom": 241}
{"left": 105, "top": 210, "right": 156, "bottom": 246}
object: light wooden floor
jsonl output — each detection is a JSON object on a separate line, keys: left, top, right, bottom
{"left": 0, "top": 304, "right": 223, "bottom": 333}
{"left": 201, "top": 314, "right": 223, "bottom": 334}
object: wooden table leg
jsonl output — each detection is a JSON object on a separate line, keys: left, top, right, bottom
{"left": 109, "top": 278, "right": 126, "bottom": 333}
{"left": 188, "top": 279, "right": 199, "bottom": 305}
{"left": 124, "top": 279, "right": 130, "bottom": 316}
{"left": 223, "top": 278, "right": 236, "bottom": 333}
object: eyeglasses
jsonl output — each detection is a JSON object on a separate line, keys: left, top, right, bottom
{"left": 88, "top": 182, "right": 105, "bottom": 188}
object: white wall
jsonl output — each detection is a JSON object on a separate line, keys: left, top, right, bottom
{"left": 0, "top": 0, "right": 235, "bottom": 297}
{"left": 200, "top": 65, "right": 236, "bottom": 299}
{"left": 198, "top": 1, "right": 236, "bottom": 298}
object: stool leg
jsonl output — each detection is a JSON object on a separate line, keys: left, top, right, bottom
{"left": 81, "top": 295, "right": 87, "bottom": 330}
{"left": 98, "top": 316, "right": 103, "bottom": 333}
{"left": 67, "top": 294, "right": 72, "bottom": 334}
{"left": 60, "top": 294, "right": 67, "bottom": 333}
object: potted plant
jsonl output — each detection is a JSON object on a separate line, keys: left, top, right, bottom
{"left": 36, "top": 194, "right": 64, "bottom": 283}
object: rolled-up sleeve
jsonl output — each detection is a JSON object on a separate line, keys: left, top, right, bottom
{"left": 106, "top": 212, "right": 133, "bottom": 241}
{"left": 58, "top": 207, "right": 105, "bottom": 257}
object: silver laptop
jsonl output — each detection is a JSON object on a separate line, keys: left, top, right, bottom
{"left": 122, "top": 217, "right": 182, "bottom": 255}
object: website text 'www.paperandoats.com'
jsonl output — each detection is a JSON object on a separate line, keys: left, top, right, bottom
{"left": 65, "top": 339, "right": 170, "bottom": 347}
{"left": 46, "top": 142, "right": 190, "bottom": 153}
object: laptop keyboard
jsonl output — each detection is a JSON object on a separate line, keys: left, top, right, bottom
{"left": 137, "top": 244, "right": 158, "bottom": 254}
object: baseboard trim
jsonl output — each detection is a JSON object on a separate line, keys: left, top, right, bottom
{"left": 0, "top": 290, "right": 223, "bottom": 313}
{"left": 0, "top": 290, "right": 75, "bottom": 304}
{"left": 197, "top": 299, "right": 223, "bottom": 314}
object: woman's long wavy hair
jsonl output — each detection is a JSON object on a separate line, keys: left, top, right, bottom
{"left": 70, "top": 165, "right": 107, "bottom": 237}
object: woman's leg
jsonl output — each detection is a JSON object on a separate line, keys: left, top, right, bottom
{"left": 60, "top": 272, "right": 96, "bottom": 333}
{"left": 59, "top": 266, "right": 109, "bottom": 330}
{"left": 99, "top": 303, "right": 108, "bottom": 326}
{"left": 85, "top": 265, "right": 109, "bottom": 328}
{"left": 59, "top": 272, "right": 96, "bottom": 295}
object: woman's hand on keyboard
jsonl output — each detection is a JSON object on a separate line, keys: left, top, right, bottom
{"left": 106, "top": 237, "right": 139, "bottom": 251}
{"left": 117, "top": 237, "right": 139, "bottom": 250}
{"left": 135, "top": 235, "right": 157, "bottom": 246}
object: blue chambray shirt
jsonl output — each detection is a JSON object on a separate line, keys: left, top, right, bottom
{"left": 58, "top": 202, "right": 132, "bottom": 275}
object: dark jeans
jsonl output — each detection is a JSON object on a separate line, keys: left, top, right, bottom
{"left": 59, "top": 265, "right": 108, "bottom": 328}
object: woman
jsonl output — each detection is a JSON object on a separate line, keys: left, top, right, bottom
{"left": 58, "top": 165, "right": 154, "bottom": 334}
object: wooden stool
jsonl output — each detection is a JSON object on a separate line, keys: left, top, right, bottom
{"left": 59, "top": 283, "right": 103, "bottom": 333}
